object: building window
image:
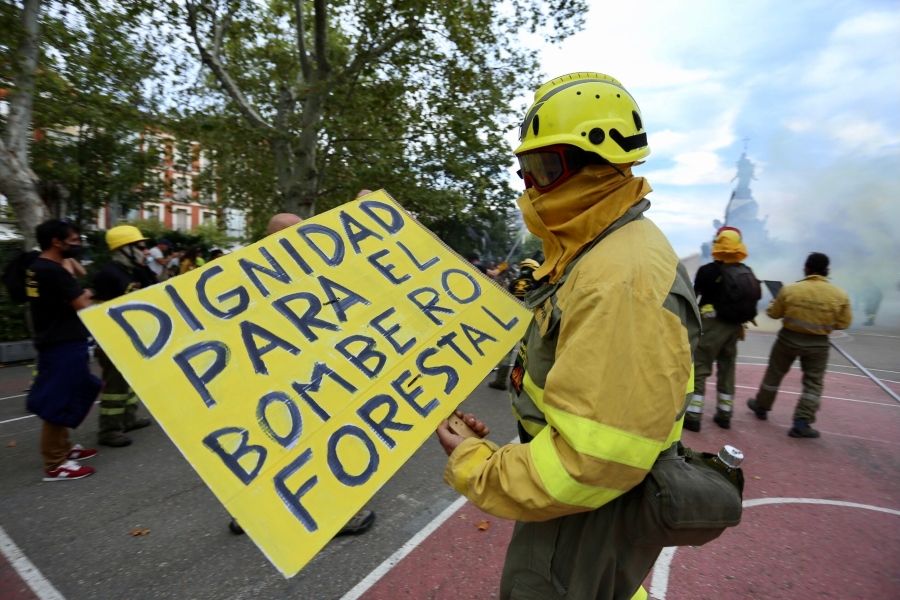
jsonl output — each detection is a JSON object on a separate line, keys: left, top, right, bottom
{"left": 174, "top": 208, "right": 189, "bottom": 232}
{"left": 144, "top": 204, "right": 164, "bottom": 223}
{"left": 201, "top": 211, "right": 216, "bottom": 225}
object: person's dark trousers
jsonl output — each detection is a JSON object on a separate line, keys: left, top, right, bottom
{"left": 499, "top": 489, "right": 657, "bottom": 600}
{"left": 688, "top": 317, "right": 741, "bottom": 425}
{"left": 754, "top": 336, "right": 829, "bottom": 423}
{"left": 490, "top": 345, "right": 519, "bottom": 390}
{"left": 96, "top": 347, "right": 148, "bottom": 446}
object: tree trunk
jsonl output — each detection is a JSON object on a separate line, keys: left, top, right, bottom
{"left": 0, "top": 0, "right": 45, "bottom": 249}
{"left": 293, "top": 93, "right": 321, "bottom": 218}
{"left": 0, "top": 139, "right": 44, "bottom": 249}
{"left": 270, "top": 129, "right": 318, "bottom": 218}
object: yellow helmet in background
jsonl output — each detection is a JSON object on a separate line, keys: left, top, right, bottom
{"left": 518, "top": 258, "right": 540, "bottom": 271}
{"left": 106, "top": 225, "right": 148, "bottom": 252}
{"left": 515, "top": 72, "right": 650, "bottom": 164}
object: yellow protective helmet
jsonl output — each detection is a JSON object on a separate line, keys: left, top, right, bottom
{"left": 515, "top": 72, "right": 650, "bottom": 164}
{"left": 106, "top": 225, "right": 148, "bottom": 252}
{"left": 518, "top": 258, "right": 540, "bottom": 270}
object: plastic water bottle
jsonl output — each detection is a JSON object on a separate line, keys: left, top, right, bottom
{"left": 708, "top": 445, "right": 744, "bottom": 490}
{"left": 714, "top": 445, "right": 744, "bottom": 470}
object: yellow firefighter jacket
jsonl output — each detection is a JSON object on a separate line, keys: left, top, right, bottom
{"left": 768, "top": 275, "right": 852, "bottom": 336}
{"left": 445, "top": 199, "right": 700, "bottom": 521}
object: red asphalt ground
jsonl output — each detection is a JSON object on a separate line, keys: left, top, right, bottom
{"left": 359, "top": 363, "right": 900, "bottom": 600}
{"left": 2, "top": 363, "right": 898, "bottom": 599}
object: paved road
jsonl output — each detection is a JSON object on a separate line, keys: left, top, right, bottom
{"left": 1, "top": 323, "right": 898, "bottom": 599}
{"left": 0, "top": 348, "right": 519, "bottom": 600}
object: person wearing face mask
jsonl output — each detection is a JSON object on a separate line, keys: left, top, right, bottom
{"left": 435, "top": 73, "right": 700, "bottom": 600}
{"left": 25, "top": 219, "right": 101, "bottom": 481}
{"left": 91, "top": 225, "right": 157, "bottom": 447}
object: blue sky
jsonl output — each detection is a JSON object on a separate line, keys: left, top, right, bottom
{"left": 508, "top": 0, "right": 900, "bottom": 287}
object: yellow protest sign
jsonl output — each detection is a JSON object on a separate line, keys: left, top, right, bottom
{"left": 80, "top": 191, "right": 530, "bottom": 576}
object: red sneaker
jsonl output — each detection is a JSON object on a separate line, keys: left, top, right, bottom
{"left": 43, "top": 460, "right": 96, "bottom": 482}
{"left": 67, "top": 444, "right": 98, "bottom": 461}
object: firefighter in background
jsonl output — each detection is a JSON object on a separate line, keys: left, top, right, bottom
{"left": 748, "top": 252, "right": 852, "bottom": 438}
{"left": 92, "top": 225, "right": 156, "bottom": 447}
{"left": 436, "top": 72, "right": 699, "bottom": 600}
{"left": 488, "top": 257, "right": 541, "bottom": 390}
{"left": 685, "top": 226, "right": 760, "bottom": 432}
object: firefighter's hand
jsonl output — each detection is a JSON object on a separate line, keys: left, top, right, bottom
{"left": 436, "top": 411, "right": 490, "bottom": 456}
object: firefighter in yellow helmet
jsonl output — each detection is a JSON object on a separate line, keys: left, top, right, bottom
{"left": 685, "top": 226, "right": 761, "bottom": 432}
{"left": 509, "top": 258, "right": 541, "bottom": 298}
{"left": 488, "top": 257, "right": 543, "bottom": 390}
{"left": 92, "top": 225, "right": 157, "bottom": 446}
{"left": 436, "top": 73, "right": 700, "bottom": 600}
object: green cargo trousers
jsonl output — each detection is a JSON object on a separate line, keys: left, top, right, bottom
{"left": 96, "top": 347, "right": 139, "bottom": 437}
{"left": 688, "top": 317, "right": 742, "bottom": 417}
{"left": 499, "top": 487, "right": 657, "bottom": 600}
{"left": 754, "top": 335, "right": 829, "bottom": 423}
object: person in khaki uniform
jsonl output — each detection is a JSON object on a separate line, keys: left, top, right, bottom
{"left": 435, "top": 73, "right": 699, "bottom": 600}
{"left": 748, "top": 252, "right": 852, "bottom": 438}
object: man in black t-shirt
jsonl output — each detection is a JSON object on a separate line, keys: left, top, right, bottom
{"left": 92, "top": 225, "right": 156, "bottom": 447}
{"left": 25, "top": 220, "right": 101, "bottom": 481}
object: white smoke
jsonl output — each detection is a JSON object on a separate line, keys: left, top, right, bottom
{"left": 752, "top": 154, "right": 900, "bottom": 328}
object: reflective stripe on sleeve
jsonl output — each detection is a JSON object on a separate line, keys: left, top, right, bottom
{"left": 529, "top": 427, "right": 625, "bottom": 508}
{"left": 542, "top": 403, "right": 663, "bottom": 470}
{"left": 523, "top": 372, "right": 670, "bottom": 470}
{"left": 665, "top": 417, "right": 684, "bottom": 446}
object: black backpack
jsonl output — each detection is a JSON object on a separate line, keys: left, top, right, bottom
{"left": 1, "top": 250, "right": 39, "bottom": 304}
{"left": 715, "top": 263, "right": 761, "bottom": 324}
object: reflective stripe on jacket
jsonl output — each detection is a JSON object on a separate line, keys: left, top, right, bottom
{"left": 445, "top": 206, "right": 700, "bottom": 522}
{"left": 767, "top": 275, "right": 852, "bottom": 336}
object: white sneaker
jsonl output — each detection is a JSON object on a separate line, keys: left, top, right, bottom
{"left": 43, "top": 460, "right": 96, "bottom": 482}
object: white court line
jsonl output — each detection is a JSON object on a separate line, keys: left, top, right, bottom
{"left": 0, "top": 401, "right": 100, "bottom": 425}
{"left": 340, "top": 495, "right": 468, "bottom": 600}
{"left": 732, "top": 383, "right": 899, "bottom": 408}
{"left": 738, "top": 355, "right": 900, "bottom": 376}
{"left": 0, "top": 393, "right": 27, "bottom": 401}
{"left": 341, "top": 436, "right": 519, "bottom": 600}
{"left": 649, "top": 498, "right": 900, "bottom": 600}
{"left": 0, "top": 525, "right": 65, "bottom": 600}
{"left": 738, "top": 358, "right": 897, "bottom": 380}
{"left": 737, "top": 359, "right": 900, "bottom": 381}
{"left": 850, "top": 331, "right": 900, "bottom": 340}
{"left": 0, "top": 414, "right": 35, "bottom": 425}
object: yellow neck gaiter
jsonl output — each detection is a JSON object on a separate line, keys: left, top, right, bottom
{"left": 516, "top": 164, "right": 652, "bottom": 282}
{"left": 711, "top": 238, "right": 748, "bottom": 264}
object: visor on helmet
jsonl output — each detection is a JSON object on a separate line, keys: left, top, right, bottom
{"left": 516, "top": 145, "right": 593, "bottom": 193}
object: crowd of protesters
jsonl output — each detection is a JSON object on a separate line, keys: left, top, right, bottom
{"left": 18, "top": 221, "right": 229, "bottom": 480}
{"left": 7, "top": 72, "right": 863, "bottom": 600}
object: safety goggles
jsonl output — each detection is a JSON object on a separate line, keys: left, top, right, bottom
{"left": 516, "top": 145, "right": 589, "bottom": 193}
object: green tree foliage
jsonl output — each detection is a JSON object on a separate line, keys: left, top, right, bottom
{"left": 1, "top": 0, "right": 162, "bottom": 235}
{"left": 174, "top": 0, "right": 587, "bottom": 257}
{"left": 29, "top": 1, "right": 163, "bottom": 228}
